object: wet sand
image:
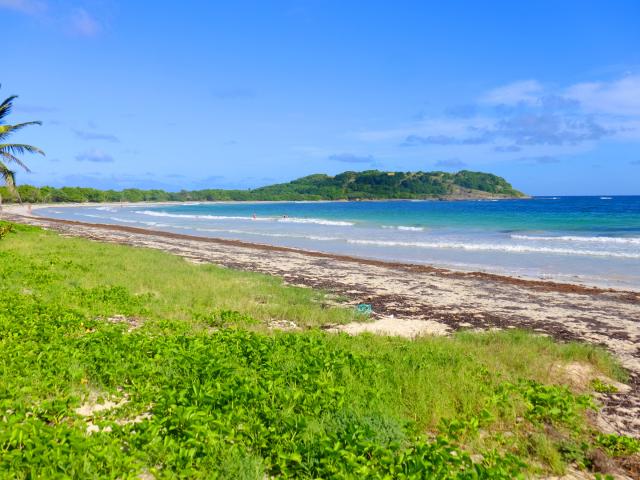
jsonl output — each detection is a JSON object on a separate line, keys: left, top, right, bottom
{"left": 3, "top": 209, "right": 639, "bottom": 438}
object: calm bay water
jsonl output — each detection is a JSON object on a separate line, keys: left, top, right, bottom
{"left": 38, "top": 196, "right": 640, "bottom": 289}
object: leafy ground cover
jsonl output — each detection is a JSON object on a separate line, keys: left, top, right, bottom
{"left": 0, "top": 222, "right": 636, "bottom": 478}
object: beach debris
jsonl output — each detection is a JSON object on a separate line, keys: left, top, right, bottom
{"left": 75, "top": 390, "right": 154, "bottom": 435}
{"left": 75, "top": 393, "right": 129, "bottom": 418}
{"left": 104, "top": 314, "right": 143, "bottom": 332}
{"left": 356, "top": 303, "right": 372, "bottom": 315}
{"left": 268, "top": 319, "right": 299, "bottom": 331}
{"left": 331, "top": 317, "right": 450, "bottom": 338}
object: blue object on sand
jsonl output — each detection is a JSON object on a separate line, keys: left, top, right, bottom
{"left": 356, "top": 303, "right": 372, "bottom": 315}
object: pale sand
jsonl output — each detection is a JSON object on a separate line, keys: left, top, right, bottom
{"left": 3, "top": 206, "right": 640, "bottom": 438}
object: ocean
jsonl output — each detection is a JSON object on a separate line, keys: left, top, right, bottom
{"left": 37, "top": 196, "right": 640, "bottom": 290}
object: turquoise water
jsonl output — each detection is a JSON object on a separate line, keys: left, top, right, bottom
{"left": 38, "top": 196, "right": 640, "bottom": 289}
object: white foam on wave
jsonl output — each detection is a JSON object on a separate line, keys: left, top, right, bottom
{"left": 133, "top": 210, "right": 354, "bottom": 226}
{"left": 96, "top": 206, "right": 118, "bottom": 212}
{"left": 346, "top": 239, "right": 640, "bottom": 259}
{"left": 276, "top": 217, "right": 354, "bottom": 226}
{"left": 133, "top": 210, "right": 264, "bottom": 221}
{"left": 382, "top": 225, "right": 425, "bottom": 231}
{"left": 512, "top": 234, "right": 640, "bottom": 245}
{"left": 140, "top": 221, "right": 171, "bottom": 227}
{"left": 109, "top": 217, "right": 138, "bottom": 224}
{"left": 193, "top": 227, "right": 340, "bottom": 242}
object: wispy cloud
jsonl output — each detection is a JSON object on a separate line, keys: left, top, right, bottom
{"left": 0, "top": 1, "right": 103, "bottom": 37}
{"left": 69, "top": 8, "right": 101, "bottom": 36}
{"left": 566, "top": 74, "right": 640, "bottom": 116}
{"left": 53, "top": 173, "right": 178, "bottom": 190}
{"left": 13, "top": 103, "right": 57, "bottom": 114}
{"left": 517, "top": 155, "right": 560, "bottom": 164}
{"left": 75, "top": 149, "right": 114, "bottom": 163}
{"left": 480, "top": 80, "right": 543, "bottom": 106}
{"left": 353, "top": 74, "right": 640, "bottom": 166}
{"left": 494, "top": 145, "right": 521, "bottom": 153}
{"left": 0, "top": 0, "right": 47, "bottom": 15}
{"left": 444, "top": 104, "right": 477, "bottom": 118}
{"left": 403, "top": 134, "right": 489, "bottom": 146}
{"left": 328, "top": 153, "right": 375, "bottom": 164}
{"left": 492, "top": 114, "right": 613, "bottom": 146}
{"left": 74, "top": 129, "right": 119, "bottom": 142}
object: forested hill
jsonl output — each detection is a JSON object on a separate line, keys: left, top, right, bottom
{"left": 251, "top": 170, "right": 526, "bottom": 200}
{"left": 1, "top": 170, "right": 526, "bottom": 203}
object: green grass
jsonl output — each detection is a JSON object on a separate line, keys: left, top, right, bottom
{"left": 0, "top": 222, "right": 634, "bottom": 479}
{"left": 0, "top": 223, "right": 356, "bottom": 329}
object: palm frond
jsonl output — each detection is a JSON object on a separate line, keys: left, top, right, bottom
{"left": 0, "top": 143, "right": 45, "bottom": 156}
{"left": 0, "top": 95, "right": 17, "bottom": 123}
{"left": 0, "top": 150, "right": 32, "bottom": 172}
{"left": 0, "top": 160, "right": 16, "bottom": 192}
{"left": 0, "top": 122, "right": 43, "bottom": 141}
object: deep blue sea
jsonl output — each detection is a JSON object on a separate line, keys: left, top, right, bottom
{"left": 38, "top": 196, "right": 640, "bottom": 289}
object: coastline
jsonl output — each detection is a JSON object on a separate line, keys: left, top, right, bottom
{"left": 0, "top": 193, "right": 531, "bottom": 210}
{"left": 9, "top": 202, "right": 639, "bottom": 291}
{"left": 3, "top": 208, "right": 640, "bottom": 437}
{"left": 9, "top": 203, "right": 640, "bottom": 296}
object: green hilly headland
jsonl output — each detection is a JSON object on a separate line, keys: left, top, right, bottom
{"left": 1, "top": 170, "right": 526, "bottom": 203}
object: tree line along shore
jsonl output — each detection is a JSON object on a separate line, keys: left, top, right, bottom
{"left": 0, "top": 170, "right": 527, "bottom": 203}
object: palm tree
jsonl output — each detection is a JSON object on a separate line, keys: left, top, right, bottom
{"left": 0, "top": 87, "right": 45, "bottom": 196}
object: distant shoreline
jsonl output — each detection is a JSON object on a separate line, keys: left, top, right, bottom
{"left": 1, "top": 195, "right": 532, "bottom": 211}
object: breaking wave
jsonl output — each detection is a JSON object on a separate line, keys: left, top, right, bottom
{"left": 383, "top": 225, "right": 425, "bottom": 231}
{"left": 346, "top": 239, "right": 640, "bottom": 259}
{"left": 511, "top": 234, "right": 640, "bottom": 245}
{"left": 133, "top": 210, "right": 354, "bottom": 226}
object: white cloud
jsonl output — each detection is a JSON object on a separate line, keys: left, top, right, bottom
{"left": 348, "top": 74, "right": 640, "bottom": 167}
{"left": 0, "top": 2, "right": 103, "bottom": 37}
{"left": 353, "top": 117, "right": 495, "bottom": 142}
{"left": 0, "top": 0, "right": 46, "bottom": 15}
{"left": 75, "top": 149, "right": 114, "bottom": 163}
{"left": 69, "top": 8, "right": 101, "bottom": 37}
{"left": 480, "top": 80, "right": 543, "bottom": 105}
{"left": 566, "top": 74, "right": 640, "bottom": 116}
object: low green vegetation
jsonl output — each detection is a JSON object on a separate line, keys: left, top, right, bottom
{"left": 0, "top": 222, "right": 634, "bottom": 479}
{"left": 0, "top": 170, "right": 526, "bottom": 203}
{"left": 596, "top": 434, "right": 640, "bottom": 457}
{"left": 591, "top": 378, "right": 619, "bottom": 394}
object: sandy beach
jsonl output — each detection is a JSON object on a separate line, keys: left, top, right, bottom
{"left": 4, "top": 205, "right": 640, "bottom": 438}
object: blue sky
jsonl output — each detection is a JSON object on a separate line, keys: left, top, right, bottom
{"left": 2, "top": 0, "right": 640, "bottom": 195}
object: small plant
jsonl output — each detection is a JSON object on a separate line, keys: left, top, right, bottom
{"left": 591, "top": 378, "right": 618, "bottom": 394}
{"left": 0, "top": 222, "right": 15, "bottom": 239}
{"left": 194, "top": 309, "right": 260, "bottom": 328}
{"left": 498, "top": 380, "right": 594, "bottom": 426}
{"left": 596, "top": 433, "right": 640, "bottom": 457}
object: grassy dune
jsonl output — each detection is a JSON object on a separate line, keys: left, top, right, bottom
{"left": 0, "top": 222, "right": 636, "bottom": 479}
